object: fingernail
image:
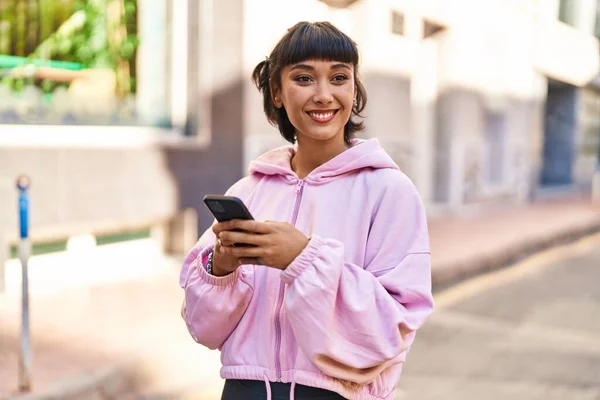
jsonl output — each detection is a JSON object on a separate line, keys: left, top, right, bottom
{"left": 219, "top": 247, "right": 225, "bottom": 253}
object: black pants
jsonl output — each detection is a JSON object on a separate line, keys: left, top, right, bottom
{"left": 221, "top": 379, "right": 347, "bottom": 400}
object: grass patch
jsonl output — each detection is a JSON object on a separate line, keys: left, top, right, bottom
{"left": 8, "top": 229, "right": 152, "bottom": 259}
{"left": 95, "top": 229, "right": 151, "bottom": 246}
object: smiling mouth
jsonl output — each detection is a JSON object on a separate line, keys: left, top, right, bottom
{"left": 307, "top": 110, "right": 338, "bottom": 123}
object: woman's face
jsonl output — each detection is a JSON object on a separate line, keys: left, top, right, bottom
{"left": 275, "top": 60, "right": 355, "bottom": 144}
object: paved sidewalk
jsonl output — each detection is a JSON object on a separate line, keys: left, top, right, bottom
{"left": 1, "top": 198, "right": 599, "bottom": 400}
{"left": 430, "top": 198, "right": 600, "bottom": 288}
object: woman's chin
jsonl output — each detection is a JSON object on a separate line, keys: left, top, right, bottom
{"left": 298, "top": 128, "right": 345, "bottom": 143}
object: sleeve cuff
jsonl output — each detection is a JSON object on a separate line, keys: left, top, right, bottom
{"left": 195, "top": 245, "right": 242, "bottom": 286}
{"left": 280, "top": 235, "right": 325, "bottom": 285}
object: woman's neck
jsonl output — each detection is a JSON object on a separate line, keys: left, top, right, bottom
{"left": 291, "top": 135, "right": 349, "bottom": 179}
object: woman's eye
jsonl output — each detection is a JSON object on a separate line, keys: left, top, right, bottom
{"left": 332, "top": 75, "right": 349, "bottom": 83}
{"left": 294, "top": 75, "right": 312, "bottom": 83}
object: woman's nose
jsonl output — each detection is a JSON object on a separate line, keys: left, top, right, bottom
{"left": 312, "top": 82, "right": 334, "bottom": 105}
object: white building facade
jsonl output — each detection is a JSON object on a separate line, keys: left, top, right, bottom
{"left": 242, "top": 0, "right": 600, "bottom": 211}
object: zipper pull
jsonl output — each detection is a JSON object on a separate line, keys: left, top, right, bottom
{"left": 296, "top": 180, "right": 304, "bottom": 193}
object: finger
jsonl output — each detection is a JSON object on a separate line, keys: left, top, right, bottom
{"left": 216, "top": 237, "right": 235, "bottom": 248}
{"left": 219, "top": 231, "right": 265, "bottom": 246}
{"left": 212, "top": 222, "right": 229, "bottom": 235}
{"left": 212, "top": 221, "right": 251, "bottom": 235}
{"left": 220, "top": 245, "right": 263, "bottom": 258}
{"left": 220, "top": 239, "right": 235, "bottom": 247}
{"left": 220, "top": 220, "right": 272, "bottom": 234}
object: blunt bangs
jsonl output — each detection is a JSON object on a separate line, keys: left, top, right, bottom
{"left": 275, "top": 22, "right": 359, "bottom": 67}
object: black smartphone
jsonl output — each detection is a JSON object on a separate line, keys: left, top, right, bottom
{"left": 203, "top": 195, "right": 254, "bottom": 223}
{"left": 203, "top": 195, "right": 255, "bottom": 247}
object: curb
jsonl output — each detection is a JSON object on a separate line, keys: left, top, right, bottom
{"left": 432, "top": 217, "right": 600, "bottom": 291}
{"left": 3, "top": 364, "right": 144, "bottom": 400}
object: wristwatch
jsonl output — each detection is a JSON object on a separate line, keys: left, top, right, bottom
{"left": 206, "top": 250, "right": 214, "bottom": 275}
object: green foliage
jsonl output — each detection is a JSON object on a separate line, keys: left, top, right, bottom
{"left": 1, "top": 0, "right": 139, "bottom": 95}
{"left": 32, "top": 0, "right": 138, "bottom": 71}
{"left": 0, "top": 0, "right": 75, "bottom": 56}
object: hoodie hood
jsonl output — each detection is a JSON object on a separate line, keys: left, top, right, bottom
{"left": 248, "top": 138, "right": 399, "bottom": 184}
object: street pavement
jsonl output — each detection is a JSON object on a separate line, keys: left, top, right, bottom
{"left": 396, "top": 236, "right": 600, "bottom": 400}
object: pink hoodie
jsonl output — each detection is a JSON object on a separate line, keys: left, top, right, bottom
{"left": 179, "top": 138, "right": 434, "bottom": 400}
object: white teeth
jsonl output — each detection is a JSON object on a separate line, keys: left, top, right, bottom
{"left": 309, "top": 111, "right": 334, "bottom": 120}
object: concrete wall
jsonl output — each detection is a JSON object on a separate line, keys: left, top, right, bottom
{"left": 574, "top": 88, "right": 600, "bottom": 189}
{"left": 0, "top": 141, "right": 178, "bottom": 234}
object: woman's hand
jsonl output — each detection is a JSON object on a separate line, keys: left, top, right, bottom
{"left": 214, "top": 220, "right": 309, "bottom": 270}
{"left": 210, "top": 224, "right": 245, "bottom": 276}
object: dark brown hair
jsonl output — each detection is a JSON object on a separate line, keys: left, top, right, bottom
{"left": 251, "top": 21, "right": 367, "bottom": 145}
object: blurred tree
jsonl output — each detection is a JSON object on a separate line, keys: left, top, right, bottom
{"left": 16, "top": 0, "right": 26, "bottom": 56}
{"left": 29, "top": 0, "right": 138, "bottom": 96}
{"left": 1, "top": 0, "right": 138, "bottom": 96}
{"left": 0, "top": 1, "right": 12, "bottom": 54}
{"left": 39, "top": 0, "right": 56, "bottom": 43}
{"left": 108, "top": 0, "right": 130, "bottom": 97}
{"left": 1, "top": 0, "right": 78, "bottom": 57}
{"left": 26, "top": 0, "right": 40, "bottom": 55}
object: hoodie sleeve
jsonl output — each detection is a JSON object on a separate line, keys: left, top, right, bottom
{"left": 179, "top": 179, "right": 256, "bottom": 350}
{"left": 281, "top": 176, "right": 434, "bottom": 384}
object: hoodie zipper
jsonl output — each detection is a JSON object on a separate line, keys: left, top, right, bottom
{"left": 274, "top": 179, "right": 305, "bottom": 381}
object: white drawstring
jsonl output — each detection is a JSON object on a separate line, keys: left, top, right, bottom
{"left": 289, "top": 380, "right": 296, "bottom": 400}
{"left": 262, "top": 376, "right": 296, "bottom": 400}
{"left": 263, "top": 376, "right": 272, "bottom": 400}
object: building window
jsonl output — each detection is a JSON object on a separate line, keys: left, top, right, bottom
{"left": 558, "top": 0, "right": 571, "bottom": 23}
{"left": 483, "top": 111, "right": 508, "bottom": 186}
{"left": 423, "top": 19, "right": 445, "bottom": 38}
{"left": 595, "top": 0, "right": 600, "bottom": 38}
{"left": 0, "top": 0, "right": 173, "bottom": 128}
{"left": 391, "top": 10, "right": 404, "bottom": 36}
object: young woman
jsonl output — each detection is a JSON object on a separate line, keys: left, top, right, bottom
{"left": 180, "top": 21, "right": 434, "bottom": 400}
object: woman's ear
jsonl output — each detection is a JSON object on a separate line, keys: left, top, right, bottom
{"left": 271, "top": 84, "right": 283, "bottom": 108}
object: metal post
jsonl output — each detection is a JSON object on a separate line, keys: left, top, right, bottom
{"left": 593, "top": 124, "right": 600, "bottom": 202}
{"left": 16, "top": 175, "right": 32, "bottom": 393}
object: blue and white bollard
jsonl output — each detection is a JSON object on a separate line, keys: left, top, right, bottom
{"left": 16, "top": 175, "right": 32, "bottom": 392}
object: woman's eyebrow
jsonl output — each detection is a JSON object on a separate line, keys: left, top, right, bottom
{"left": 288, "top": 63, "right": 352, "bottom": 72}
{"left": 330, "top": 63, "right": 351, "bottom": 71}
{"left": 289, "top": 64, "right": 314, "bottom": 72}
